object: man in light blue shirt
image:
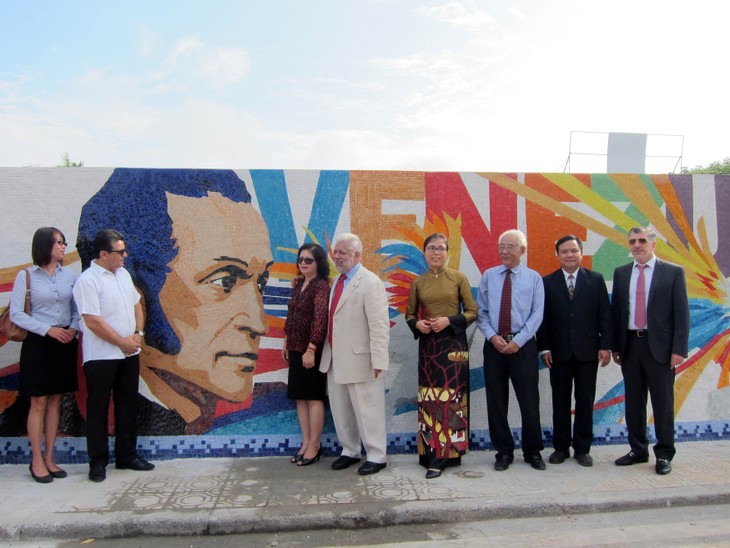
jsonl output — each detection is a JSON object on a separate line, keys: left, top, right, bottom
{"left": 476, "top": 229, "right": 545, "bottom": 471}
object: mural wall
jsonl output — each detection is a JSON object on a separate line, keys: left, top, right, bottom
{"left": 1, "top": 168, "right": 729, "bottom": 460}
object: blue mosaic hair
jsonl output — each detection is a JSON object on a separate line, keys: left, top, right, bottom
{"left": 76, "top": 168, "right": 252, "bottom": 355}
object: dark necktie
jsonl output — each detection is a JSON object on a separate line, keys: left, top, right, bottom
{"left": 634, "top": 264, "right": 648, "bottom": 329}
{"left": 568, "top": 274, "right": 575, "bottom": 300}
{"left": 498, "top": 269, "right": 512, "bottom": 336}
{"left": 328, "top": 274, "right": 346, "bottom": 346}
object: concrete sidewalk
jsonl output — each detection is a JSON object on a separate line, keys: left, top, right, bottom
{"left": 1, "top": 440, "right": 729, "bottom": 541}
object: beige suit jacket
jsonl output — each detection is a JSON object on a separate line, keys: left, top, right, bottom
{"left": 320, "top": 264, "right": 390, "bottom": 384}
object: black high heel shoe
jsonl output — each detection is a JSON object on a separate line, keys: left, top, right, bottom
{"left": 290, "top": 454, "right": 304, "bottom": 464}
{"left": 297, "top": 447, "right": 323, "bottom": 467}
{"left": 29, "top": 464, "right": 53, "bottom": 484}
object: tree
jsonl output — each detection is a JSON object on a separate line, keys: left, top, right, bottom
{"left": 59, "top": 152, "right": 84, "bottom": 167}
{"left": 682, "top": 157, "right": 730, "bottom": 174}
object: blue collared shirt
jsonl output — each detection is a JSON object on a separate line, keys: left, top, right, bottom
{"left": 9, "top": 263, "right": 80, "bottom": 336}
{"left": 476, "top": 262, "right": 544, "bottom": 348}
{"left": 340, "top": 262, "right": 361, "bottom": 290}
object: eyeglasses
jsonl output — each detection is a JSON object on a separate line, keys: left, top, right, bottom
{"left": 332, "top": 249, "right": 353, "bottom": 256}
{"left": 628, "top": 238, "right": 649, "bottom": 245}
{"left": 107, "top": 248, "right": 128, "bottom": 255}
{"left": 54, "top": 240, "right": 68, "bottom": 246}
{"left": 425, "top": 245, "right": 447, "bottom": 253}
{"left": 499, "top": 244, "right": 518, "bottom": 252}
{"left": 297, "top": 257, "right": 315, "bottom": 265}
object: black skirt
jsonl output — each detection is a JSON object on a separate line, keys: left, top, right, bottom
{"left": 19, "top": 331, "right": 79, "bottom": 397}
{"left": 286, "top": 350, "right": 327, "bottom": 401}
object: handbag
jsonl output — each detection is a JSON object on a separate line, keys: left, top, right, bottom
{"left": 0, "top": 269, "right": 31, "bottom": 342}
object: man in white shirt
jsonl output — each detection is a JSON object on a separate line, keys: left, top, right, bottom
{"left": 73, "top": 229, "right": 154, "bottom": 482}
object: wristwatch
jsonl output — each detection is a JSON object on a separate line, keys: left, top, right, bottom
{"left": 135, "top": 330, "right": 145, "bottom": 337}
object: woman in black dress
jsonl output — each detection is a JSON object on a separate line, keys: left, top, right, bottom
{"left": 282, "top": 244, "right": 330, "bottom": 466}
{"left": 9, "top": 227, "right": 79, "bottom": 483}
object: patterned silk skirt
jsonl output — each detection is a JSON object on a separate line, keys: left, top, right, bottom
{"left": 417, "top": 328, "right": 470, "bottom": 469}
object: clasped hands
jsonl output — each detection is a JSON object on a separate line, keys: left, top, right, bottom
{"left": 46, "top": 326, "right": 76, "bottom": 344}
{"left": 416, "top": 317, "right": 450, "bottom": 334}
{"left": 490, "top": 335, "right": 519, "bottom": 354}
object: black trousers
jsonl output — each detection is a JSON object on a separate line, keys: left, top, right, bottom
{"left": 549, "top": 356, "right": 598, "bottom": 455}
{"left": 621, "top": 335, "right": 676, "bottom": 461}
{"left": 483, "top": 337, "right": 544, "bottom": 458}
{"left": 83, "top": 355, "right": 140, "bottom": 467}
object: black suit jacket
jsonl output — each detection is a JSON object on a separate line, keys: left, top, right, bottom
{"left": 538, "top": 267, "right": 612, "bottom": 362}
{"left": 611, "top": 258, "right": 690, "bottom": 363}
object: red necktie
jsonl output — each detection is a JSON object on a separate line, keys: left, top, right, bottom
{"left": 498, "top": 269, "right": 512, "bottom": 336}
{"left": 634, "top": 264, "right": 648, "bottom": 329}
{"left": 328, "top": 274, "right": 346, "bottom": 346}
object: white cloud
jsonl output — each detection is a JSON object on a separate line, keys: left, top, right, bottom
{"left": 136, "top": 26, "right": 161, "bottom": 58}
{"left": 148, "top": 37, "right": 250, "bottom": 91}
{"left": 201, "top": 47, "right": 252, "bottom": 89}
{"left": 418, "top": 0, "right": 497, "bottom": 28}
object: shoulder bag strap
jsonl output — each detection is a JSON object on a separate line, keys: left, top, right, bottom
{"left": 24, "top": 269, "right": 31, "bottom": 314}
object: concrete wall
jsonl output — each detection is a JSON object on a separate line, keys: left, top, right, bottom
{"left": 1, "top": 168, "right": 728, "bottom": 461}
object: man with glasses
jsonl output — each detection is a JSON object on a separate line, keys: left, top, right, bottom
{"left": 611, "top": 226, "right": 689, "bottom": 475}
{"left": 320, "top": 233, "right": 390, "bottom": 475}
{"left": 73, "top": 229, "right": 155, "bottom": 482}
{"left": 476, "top": 229, "right": 546, "bottom": 471}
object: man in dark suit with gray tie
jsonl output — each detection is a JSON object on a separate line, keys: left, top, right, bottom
{"left": 538, "top": 235, "right": 612, "bottom": 467}
{"left": 611, "top": 226, "right": 689, "bottom": 475}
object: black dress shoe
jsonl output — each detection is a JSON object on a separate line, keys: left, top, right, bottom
{"left": 49, "top": 467, "right": 68, "bottom": 479}
{"left": 297, "top": 448, "right": 323, "bottom": 467}
{"left": 425, "top": 468, "right": 442, "bottom": 479}
{"left": 524, "top": 454, "right": 546, "bottom": 470}
{"left": 89, "top": 464, "right": 106, "bottom": 482}
{"left": 357, "top": 461, "right": 386, "bottom": 475}
{"left": 331, "top": 455, "right": 361, "bottom": 470}
{"left": 29, "top": 464, "right": 53, "bottom": 484}
{"left": 575, "top": 453, "right": 593, "bottom": 467}
{"left": 549, "top": 450, "right": 567, "bottom": 464}
{"left": 655, "top": 459, "right": 672, "bottom": 475}
{"left": 494, "top": 455, "right": 512, "bottom": 471}
{"left": 116, "top": 457, "right": 155, "bottom": 471}
{"left": 615, "top": 451, "right": 649, "bottom": 466}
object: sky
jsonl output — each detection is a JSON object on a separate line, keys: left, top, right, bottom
{"left": 1, "top": 0, "right": 728, "bottom": 173}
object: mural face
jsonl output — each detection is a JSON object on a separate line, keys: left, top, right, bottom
{"left": 140, "top": 192, "right": 273, "bottom": 431}
{"left": 1, "top": 168, "right": 729, "bottom": 449}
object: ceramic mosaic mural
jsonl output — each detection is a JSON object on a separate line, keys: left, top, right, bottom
{"left": 1, "top": 168, "right": 728, "bottom": 460}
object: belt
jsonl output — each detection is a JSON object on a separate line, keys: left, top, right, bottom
{"left": 501, "top": 333, "right": 519, "bottom": 342}
{"left": 628, "top": 329, "right": 648, "bottom": 338}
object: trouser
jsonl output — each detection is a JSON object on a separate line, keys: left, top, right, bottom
{"left": 483, "top": 338, "right": 544, "bottom": 458}
{"left": 621, "top": 335, "right": 676, "bottom": 460}
{"left": 327, "top": 370, "right": 387, "bottom": 464}
{"left": 83, "top": 355, "right": 140, "bottom": 467}
{"left": 550, "top": 356, "right": 598, "bottom": 455}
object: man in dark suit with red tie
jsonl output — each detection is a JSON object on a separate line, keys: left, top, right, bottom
{"left": 538, "top": 235, "right": 612, "bottom": 467}
{"left": 611, "top": 226, "right": 689, "bottom": 475}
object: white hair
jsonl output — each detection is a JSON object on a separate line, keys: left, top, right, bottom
{"left": 333, "top": 232, "right": 362, "bottom": 253}
{"left": 499, "top": 229, "right": 527, "bottom": 248}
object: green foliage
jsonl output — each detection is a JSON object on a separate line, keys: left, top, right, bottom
{"left": 681, "top": 157, "right": 730, "bottom": 174}
{"left": 59, "top": 151, "right": 83, "bottom": 167}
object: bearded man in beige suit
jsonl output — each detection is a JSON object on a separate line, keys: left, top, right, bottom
{"left": 320, "top": 233, "right": 390, "bottom": 475}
